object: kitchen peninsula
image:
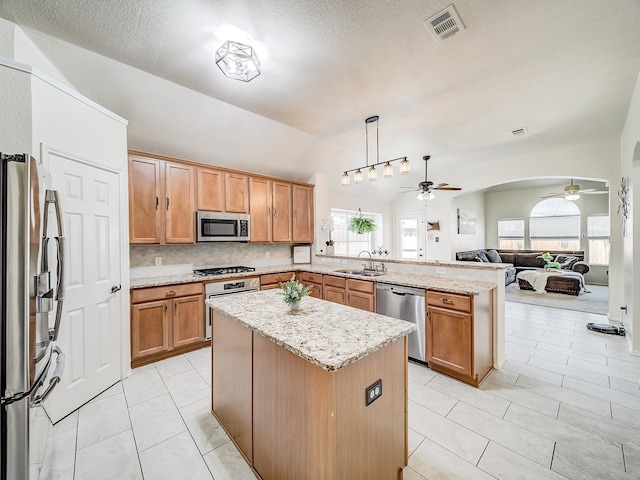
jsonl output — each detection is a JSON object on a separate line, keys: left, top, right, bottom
{"left": 207, "top": 290, "right": 415, "bottom": 480}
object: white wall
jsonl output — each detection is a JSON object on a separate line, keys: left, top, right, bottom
{"left": 620, "top": 66, "right": 640, "bottom": 351}
{"left": 0, "top": 17, "right": 15, "bottom": 58}
{"left": 0, "top": 64, "right": 31, "bottom": 152}
{"left": 452, "top": 191, "right": 486, "bottom": 257}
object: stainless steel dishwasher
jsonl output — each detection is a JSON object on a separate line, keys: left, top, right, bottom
{"left": 376, "top": 283, "right": 426, "bottom": 362}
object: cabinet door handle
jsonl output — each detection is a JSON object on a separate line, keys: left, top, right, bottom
{"left": 267, "top": 207, "right": 271, "bottom": 216}
{"left": 341, "top": 292, "right": 345, "bottom": 300}
{"left": 165, "top": 304, "right": 168, "bottom": 312}
{"left": 293, "top": 208, "right": 297, "bottom": 218}
{"left": 156, "top": 196, "right": 159, "bottom": 209}
{"left": 166, "top": 290, "right": 176, "bottom": 296}
{"left": 166, "top": 197, "right": 170, "bottom": 210}
{"left": 439, "top": 298, "right": 453, "bottom": 304}
{"left": 273, "top": 207, "right": 277, "bottom": 217}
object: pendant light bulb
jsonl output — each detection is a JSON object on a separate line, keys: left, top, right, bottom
{"left": 354, "top": 169, "right": 363, "bottom": 184}
{"left": 400, "top": 158, "right": 410, "bottom": 175}
{"left": 383, "top": 162, "right": 393, "bottom": 178}
{"left": 368, "top": 166, "right": 377, "bottom": 182}
{"left": 341, "top": 172, "right": 350, "bottom": 187}
{"left": 427, "top": 191, "right": 436, "bottom": 200}
{"left": 416, "top": 192, "right": 424, "bottom": 201}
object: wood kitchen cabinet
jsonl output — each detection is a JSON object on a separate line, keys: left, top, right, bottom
{"left": 323, "top": 275, "right": 346, "bottom": 304}
{"left": 130, "top": 282, "right": 205, "bottom": 367}
{"left": 292, "top": 184, "right": 314, "bottom": 243}
{"left": 129, "top": 153, "right": 196, "bottom": 244}
{"left": 249, "top": 178, "right": 293, "bottom": 243}
{"left": 197, "top": 167, "right": 224, "bottom": 211}
{"left": 297, "top": 271, "right": 322, "bottom": 298}
{"left": 322, "top": 275, "right": 375, "bottom": 312}
{"left": 224, "top": 172, "right": 249, "bottom": 213}
{"left": 426, "top": 289, "right": 494, "bottom": 387}
{"left": 260, "top": 272, "right": 294, "bottom": 290}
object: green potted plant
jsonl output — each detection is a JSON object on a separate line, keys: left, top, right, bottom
{"left": 278, "top": 274, "right": 313, "bottom": 311}
{"left": 347, "top": 209, "right": 376, "bottom": 235}
{"left": 537, "top": 252, "right": 562, "bottom": 271}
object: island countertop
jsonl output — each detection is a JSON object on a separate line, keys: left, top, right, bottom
{"left": 207, "top": 289, "right": 416, "bottom": 372}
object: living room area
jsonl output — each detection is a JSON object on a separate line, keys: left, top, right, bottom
{"left": 458, "top": 178, "right": 610, "bottom": 316}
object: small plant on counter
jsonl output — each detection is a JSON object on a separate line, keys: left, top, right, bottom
{"left": 278, "top": 274, "right": 312, "bottom": 309}
{"left": 347, "top": 209, "right": 376, "bottom": 235}
{"left": 537, "top": 252, "right": 562, "bottom": 270}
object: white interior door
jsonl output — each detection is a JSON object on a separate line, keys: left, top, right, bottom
{"left": 43, "top": 149, "right": 122, "bottom": 423}
{"left": 394, "top": 212, "right": 425, "bottom": 260}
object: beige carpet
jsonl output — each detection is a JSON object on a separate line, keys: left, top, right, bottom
{"left": 505, "top": 283, "right": 609, "bottom": 315}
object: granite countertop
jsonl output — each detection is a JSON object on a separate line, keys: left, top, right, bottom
{"left": 130, "top": 263, "right": 496, "bottom": 295}
{"left": 207, "top": 289, "right": 416, "bottom": 372}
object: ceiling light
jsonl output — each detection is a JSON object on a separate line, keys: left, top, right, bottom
{"left": 417, "top": 192, "right": 424, "bottom": 201}
{"left": 400, "top": 158, "right": 410, "bottom": 175}
{"left": 428, "top": 191, "right": 436, "bottom": 200}
{"left": 215, "top": 41, "right": 260, "bottom": 82}
{"left": 368, "top": 166, "right": 377, "bottom": 181}
{"left": 340, "top": 115, "right": 408, "bottom": 187}
{"left": 565, "top": 193, "right": 580, "bottom": 201}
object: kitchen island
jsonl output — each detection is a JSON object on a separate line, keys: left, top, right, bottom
{"left": 207, "top": 290, "right": 415, "bottom": 480}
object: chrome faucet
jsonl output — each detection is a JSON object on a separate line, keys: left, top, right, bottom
{"left": 358, "top": 250, "right": 375, "bottom": 271}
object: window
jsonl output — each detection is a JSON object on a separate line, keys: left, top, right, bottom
{"left": 529, "top": 199, "right": 580, "bottom": 251}
{"left": 498, "top": 219, "right": 525, "bottom": 250}
{"left": 587, "top": 215, "right": 610, "bottom": 265}
{"left": 330, "top": 209, "right": 383, "bottom": 257}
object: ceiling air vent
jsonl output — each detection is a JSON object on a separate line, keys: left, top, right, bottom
{"left": 425, "top": 5, "right": 465, "bottom": 42}
{"left": 511, "top": 127, "right": 528, "bottom": 137}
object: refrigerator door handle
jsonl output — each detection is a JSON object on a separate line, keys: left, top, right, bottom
{"left": 42, "top": 189, "right": 66, "bottom": 342}
{"left": 30, "top": 347, "right": 65, "bottom": 408}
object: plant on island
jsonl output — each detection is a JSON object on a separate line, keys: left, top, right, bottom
{"left": 278, "top": 274, "right": 313, "bottom": 306}
{"left": 537, "top": 252, "right": 562, "bottom": 270}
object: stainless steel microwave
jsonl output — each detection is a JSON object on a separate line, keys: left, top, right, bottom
{"left": 196, "top": 211, "right": 250, "bottom": 242}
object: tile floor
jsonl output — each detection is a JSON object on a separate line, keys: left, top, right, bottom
{"left": 38, "top": 301, "right": 640, "bottom": 480}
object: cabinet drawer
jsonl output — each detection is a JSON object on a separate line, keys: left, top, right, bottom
{"left": 260, "top": 272, "right": 294, "bottom": 286}
{"left": 426, "top": 290, "right": 471, "bottom": 313}
{"left": 297, "top": 271, "right": 323, "bottom": 284}
{"left": 323, "top": 275, "right": 346, "bottom": 288}
{"left": 132, "top": 282, "right": 203, "bottom": 304}
{"left": 347, "top": 278, "right": 375, "bottom": 294}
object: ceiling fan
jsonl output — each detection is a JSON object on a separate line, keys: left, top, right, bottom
{"left": 399, "top": 155, "right": 462, "bottom": 200}
{"left": 540, "top": 179, "right": 608, "bottom": 200}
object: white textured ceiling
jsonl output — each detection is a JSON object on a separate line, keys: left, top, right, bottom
{"left": 1, "top": 0, "right": 640, "bottom": 194}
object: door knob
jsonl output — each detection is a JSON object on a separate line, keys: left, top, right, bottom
{"left": 110, "top": 285, "right": 122, "bottom": 294}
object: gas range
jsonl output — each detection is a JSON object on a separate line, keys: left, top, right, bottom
{"left": 193, "top": 266, "right": 256, "bottom": 276}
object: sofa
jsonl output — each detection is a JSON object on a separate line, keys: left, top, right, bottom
{"left": 455, "top": 249, "right": 589, "bottom": 287}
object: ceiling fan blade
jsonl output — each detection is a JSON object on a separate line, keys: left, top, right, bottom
{"left": 581, "top": 190, "right": 608, "bottom": 195}
{"left": 540, "top": 193, "right": 563, "bottom": 198}
{"left": 400, "top": 186, "right": 420, "bottom": 189}
{"left": 435, "top": 182, "right": 449, "bottom": 188}
{"left": 396, "top": 189, "right": 419, "bottom": 194}
{"left": 435, "top": 186, "right": 462, "bottom": 191}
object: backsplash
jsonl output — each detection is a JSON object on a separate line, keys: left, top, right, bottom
{"left": 130, "top": 243, "right": 295, "bottom": 269}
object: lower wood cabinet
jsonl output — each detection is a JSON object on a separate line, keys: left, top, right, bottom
{"left": 130, "top": 282, "right": 205, "bottom": 367}
{"left": 426, "top": 289, "right": 494, "bottom": 386}
{"left": 322, "top": 275, "right": 375, "bottom": 312}
{"left": 260, "top": 272, "right": 294, "bottom": 290}
{"left": 297, "top": 271, "right": 323, "bottom": 298}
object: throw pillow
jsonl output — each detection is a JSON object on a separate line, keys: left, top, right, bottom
{"left": 475, "top": 251, "right": 489, "bottom": 262}
{"left": 485, "top": 249, "right": 502, "bottom": 263}
{"left": 555, "top": 254, "right": 579, "bottom": 269}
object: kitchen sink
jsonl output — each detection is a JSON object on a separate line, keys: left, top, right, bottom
{"left": 335, "top": 269, "right": 385, "bottom": 277}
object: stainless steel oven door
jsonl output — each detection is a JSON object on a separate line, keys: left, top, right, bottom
{"left": 204, "top": 277, "right": 260, "bottom": 339}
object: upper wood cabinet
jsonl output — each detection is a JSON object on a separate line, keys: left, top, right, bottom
{"left": 225, "top": 172, "right": 249, "bottom": 213}
{"left": 197, "top": 167, "right": 224, "bottom": 212}
{"left": 249, "top": 177, "right": 272, "bottom": 242}
{"left": 129, "top": 154, "right": 195, "bottom": 244}
{"left": 292, "top": 184, "right": 314, "bottom": 243}
{"left": 272, "top": 181, "right": 292, "bottom": 242}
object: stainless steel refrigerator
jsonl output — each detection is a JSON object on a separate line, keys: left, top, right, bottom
{"left": 1, "top": 153, "right": 66, "bottom": 480}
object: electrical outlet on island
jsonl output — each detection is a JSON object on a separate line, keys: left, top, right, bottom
{"left": 155, "top": 257, "right": 162, "bottom": 266}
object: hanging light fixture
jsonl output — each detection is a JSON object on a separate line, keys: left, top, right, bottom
{"left": 383, "top": 162, "right": 393, "bottom": 178}
{"left": 215, "top": 40, "right": 261, "bottom": 82}
{"left": 340, "top": 115, "right": 408, "bottom": 186}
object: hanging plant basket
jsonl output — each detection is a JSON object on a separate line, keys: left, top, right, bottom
{"left": 347, "top": 209, "right": 376, "bottom": 234}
